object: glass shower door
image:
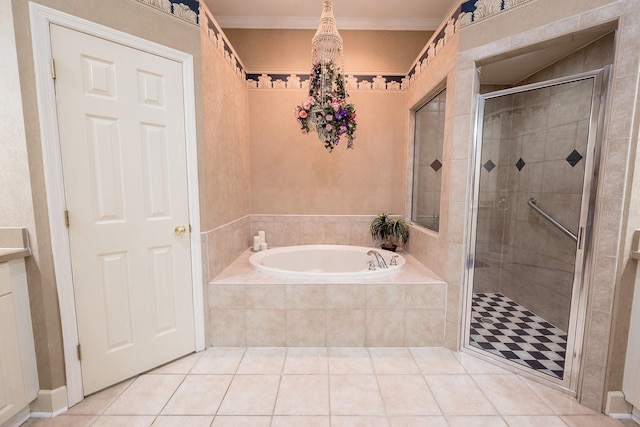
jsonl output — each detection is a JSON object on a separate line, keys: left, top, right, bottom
{"left": 464, "top": 69, "right": 608, "bottom": 389}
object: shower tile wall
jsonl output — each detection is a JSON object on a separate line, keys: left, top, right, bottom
{"left": 476, "top": 80, "right": 593, "bottom": 331}
{"left": 454, "top": 0, "right": 637, "bottom": 411}
{"left": 475, "top": 94, "right": 515, "bottom": 297}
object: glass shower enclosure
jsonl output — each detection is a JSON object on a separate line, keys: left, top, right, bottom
{"left": 463, "top": 68, "right": 609, "bottom": 391}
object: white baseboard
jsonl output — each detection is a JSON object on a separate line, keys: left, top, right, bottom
{"left": 610, "top": 413, "right": 633, "bottom": 420}
{"left": 3, "top": 407, "right": 30, "bottom": 427}
{"left": 606, "top": 391, "right": 633, "bottom": 419}
{"left": 29, "top": 386, "right": 68, "bottom": 418}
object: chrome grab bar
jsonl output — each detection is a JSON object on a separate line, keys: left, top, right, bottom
{"left": 527, "top": 198, "right": 578, "bottom": 243}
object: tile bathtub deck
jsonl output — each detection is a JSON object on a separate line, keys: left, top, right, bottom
{"left": 22, "top": 347, "right": 638, "bottom": 427}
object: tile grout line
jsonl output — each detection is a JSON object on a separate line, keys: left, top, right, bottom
{"left": 368, "top": 347, "right": 392, "bottom": 423}
{"left": 268, "top": 347, "right": 288, "bottom": 424}
{"left": 153, "top": 351, "right": 202, "bottom": 423}
{"left": 212, "top": 347, "right": 247, "bottom": 422}
{"left": 409, "top": 347, "right": 448, "bottom": 420}
{"left": 465, "top": 372, "right": 504, "bottom": 421}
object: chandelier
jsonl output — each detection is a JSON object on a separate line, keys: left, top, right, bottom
{"left": 295, "top": 0, "right": 357, "bottom": 152}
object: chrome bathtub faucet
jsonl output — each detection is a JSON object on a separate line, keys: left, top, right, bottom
{"left": 367, "top": 250, "right": 388, "bottom": 269}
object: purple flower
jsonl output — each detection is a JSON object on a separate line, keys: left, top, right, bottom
{"left": 295, "top": 60, "right": 356, "bottom": 150}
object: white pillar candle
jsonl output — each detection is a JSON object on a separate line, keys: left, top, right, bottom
{"left": 253, "top": 236, "right": 260, "bottom": 251}
{"left": 258, "top": 230, "right": 266, "bottom": 244}
{"left": 260, "top": 242, "right": 268, "bottom": 251}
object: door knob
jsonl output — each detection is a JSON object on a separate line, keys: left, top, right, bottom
{"left": 174, "top": 225, "right": 187, "bottom": 236}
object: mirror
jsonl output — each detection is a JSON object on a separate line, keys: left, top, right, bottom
{"left": 412, "top": 88, "right": 446, "bottom": 232}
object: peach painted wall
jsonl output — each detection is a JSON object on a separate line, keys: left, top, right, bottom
{"left": 200, "top": 7, "right": 252, "bottom": 284}
{"left": 223, "top": 28, "right": 431, "bottom": 217}
{"left": 225, "top": 29, "right": 432, "bottom": 75}
{"left": 249, "top": 89, "right": 407, "bottom": 215}
{"left": 201, "top": 25, "right": 250, "bottom": 230}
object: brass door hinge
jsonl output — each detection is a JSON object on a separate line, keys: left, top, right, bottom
{"left": 51, "top": 58, "right": 56, "bottom": 80}
{"left": 64, "top": 210, "right": 70, "bottom": 227}
{"left": 77, "top": 343, "right": 82, "bottom": 361}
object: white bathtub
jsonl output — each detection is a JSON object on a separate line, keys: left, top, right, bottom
{"left": 248, "top": 244, "right": 405, "bottom": 280}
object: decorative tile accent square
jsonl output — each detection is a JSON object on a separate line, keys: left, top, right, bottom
{"left": 566, "top": 150, "right": 584, "bottom": 167}
{"left": 430, "top": 159, "right": 443, "bottom": 172}
{"left": 515, "top": 158, "right": 526, "bottom": 171}
{"left": 469, "top": 293, "right": 567, "bottom": 379}
{"left": 483, "top": 160, "right": 496, "bottom": 172}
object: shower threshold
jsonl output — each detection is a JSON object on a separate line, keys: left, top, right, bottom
{"left": 470, "top": 292, "right": 567, "bottom": 379}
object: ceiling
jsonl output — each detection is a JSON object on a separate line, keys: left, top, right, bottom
{"left": 203, "top": 0, "right": 459, "bottom": 31}
{"left": 479, "top": 23, "right": 616, "bottom": 85}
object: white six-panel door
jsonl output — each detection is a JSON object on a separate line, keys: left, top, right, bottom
{"left": 50, "top": 24, "right": 195, "bottom": 394}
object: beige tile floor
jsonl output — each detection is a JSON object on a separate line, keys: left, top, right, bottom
{"left": 22, "top": 347, "right": 640, "bottom": 427}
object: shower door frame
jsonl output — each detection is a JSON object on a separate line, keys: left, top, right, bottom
{"left": 462, "top": 67, "right": 611, "bottom": 393}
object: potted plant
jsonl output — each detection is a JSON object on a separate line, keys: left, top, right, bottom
{"left": 370, "top": 213, "right": 410, "bottom": 252}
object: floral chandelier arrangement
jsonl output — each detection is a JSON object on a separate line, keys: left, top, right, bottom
{"left": 295, "top": 0, "right": 357, "bottom": 152}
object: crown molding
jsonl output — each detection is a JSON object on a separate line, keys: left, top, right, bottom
{"left": 214, "top": 15, "right": 443, "bottom": 31}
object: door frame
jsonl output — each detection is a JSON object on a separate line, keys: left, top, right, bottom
{"left": 29, "top": 3, "right": 205, "bottom": 407}
{"left": 461, "top": 68, "right": 610, "bottom": 393}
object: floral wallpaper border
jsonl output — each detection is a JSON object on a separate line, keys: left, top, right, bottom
{"left": 134, "top": 0, "right": 199, "bottom": 24}
{"left": 196, "top": 0, "right": 537, "bottom": 91}
{"left": 247, "top": 3, "right": 465, "bottom": 91}
{"left": 201, "top": 3, "right": 247, "bottom": 82}
{"left": 247, "top": 73, "right": 407, "bottom": 91}
{"left": 405, "top": 8, "right": 461, "bottom": 86}
{"left": 247, "top": 6, "right": 462, "bottom": 93}
{"left": 459, "top": 0, "right": 535, "bottom": 26}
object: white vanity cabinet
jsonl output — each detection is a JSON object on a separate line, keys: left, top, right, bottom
{"left": 0, "top": 258, "right": 38, "bottom": 426}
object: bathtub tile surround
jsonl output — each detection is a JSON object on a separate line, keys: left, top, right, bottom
{"left": 252, "top": 217, "right": 372, "bottom": 263}
{"left": 250, "top": 215, "right": 378, "bottom": 248}
{"left": 202, "top": 215, "right": 252, "bottom": 283}
{"left": 209, "top": 250, "right": 446, "bottom": 347}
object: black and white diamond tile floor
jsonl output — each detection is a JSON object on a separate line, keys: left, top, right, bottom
{"left": 470, "top": 292, "right": 568, "bottom": 379}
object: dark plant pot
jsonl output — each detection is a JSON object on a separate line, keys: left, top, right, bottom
{"left": 380, "top": 243, "right": 397, "bottom": 252}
